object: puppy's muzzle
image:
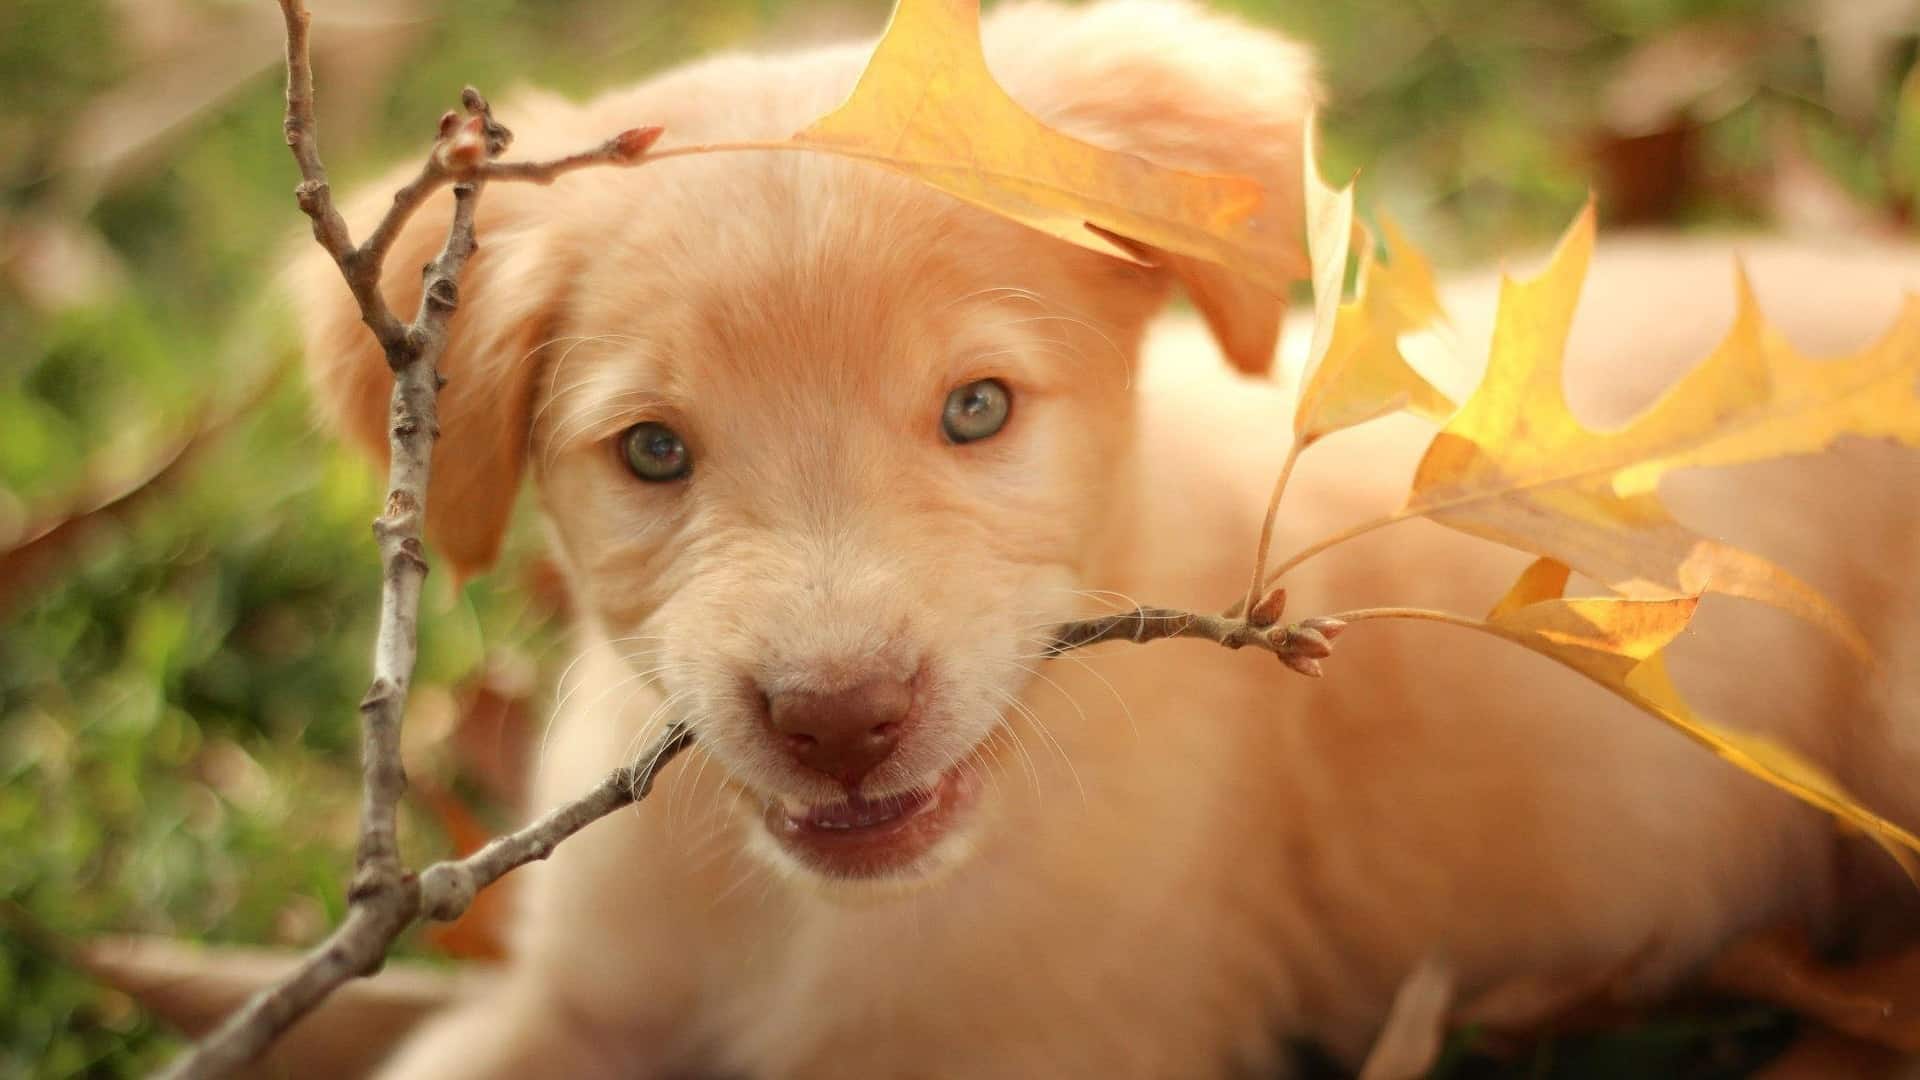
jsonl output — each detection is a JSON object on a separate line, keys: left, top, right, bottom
{"left": 764, "top": 677, "right": 912, "bottom": 788}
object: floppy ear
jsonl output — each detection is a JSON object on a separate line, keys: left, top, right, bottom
{"left": 985, "top": 0, "right": 1318, "bottom": 374}
{"left": 291, "top": 160, "right": 575, "bottom": 582}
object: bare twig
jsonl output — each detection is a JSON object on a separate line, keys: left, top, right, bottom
{"left": 479, "top": 126, "right": 666, "bottom": 185}
{"left": 418, "top": 724, "right": 694, "bottom": 920}
{"left": 1045, "top": 606, "right": 1348, "bottom": 678}
{"left": 159, "top": 726, "right": 692, "bottom": 1080}
{"left": 154, "top": 4, "right": 665, "bottom": 1075}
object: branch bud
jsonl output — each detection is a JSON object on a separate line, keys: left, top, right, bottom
{"left": 612, "top": 126, "right": 666, "bottom": 162}
{"left": 1300, "top": 616, "right": 1347, "bottom": 641}
{"left": 1279, "top": 653, "right": 1324, "bottom": 678}
{"left": 461, "top": 86, "right": 513, "bottom": 156}
{"left": 1277, "top": 623, "right": 1334, "bottom": 659}
{"left": 1247, "top": 587, "right": 1287, "bottom": 629}
{"left": 434, "top": 115, "right": 490, "bottom": 175}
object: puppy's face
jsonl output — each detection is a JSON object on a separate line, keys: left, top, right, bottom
{"left": 298, "top": 3, "right": 1310, "bottom": 890}
{"left": 534, "top": 160, "right": 1148, "bottom": 882}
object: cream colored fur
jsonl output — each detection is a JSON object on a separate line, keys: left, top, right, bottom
{"left": 294, "top": 3, "right": 1920, "bottom": 1076}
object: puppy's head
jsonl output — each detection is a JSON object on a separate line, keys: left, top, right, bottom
{"left": 299, "top": 0, "right": 1312, "bottom": 886}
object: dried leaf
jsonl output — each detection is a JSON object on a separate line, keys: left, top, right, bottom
{"left": 1358, "top": 957, "right": 1455, "bottom": 1080}
{"left": 1710, "top": 925, "right": 1920, "bottom": 1054}
{"left": 1297, "top": 114, "right": 1355, "bottom": 391}
{"left": 1485, "top": 556, "right": 1571, "bottom": 622}
{"left": 792, "top": 0, "right": 1289, "bottom": 289}
{"left": 1469, "top": 561, "right": 1920, "bottom": 876}
{"left": 1295, "top": 222, "right": 1456, "bottom": 445}
{"left": 1290, "top": 119, "right": 1454, "bottom": 446}
{"left": 1407, "top": 201, "right": 1918, "bottom": 660}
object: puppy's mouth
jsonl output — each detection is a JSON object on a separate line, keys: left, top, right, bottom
{"left": 762, "top": 765, "right": 979, "bottom": 879}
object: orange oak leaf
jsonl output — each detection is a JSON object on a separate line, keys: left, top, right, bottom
{"left": 792, "top": 0, "right": 1292, "bottom": 291}
{"left": 1292, "top": 117, "right": 1453, "bottom": 446}
{"left": 1466, "top": 559, "right": 1920, "bottom": 876}
{"left": 1404, "top": 201, "right": 1920, "bottom": 659}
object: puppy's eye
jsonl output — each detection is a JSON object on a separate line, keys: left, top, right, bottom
{"left": 620, "top": 422, "right": 691, "bottom": 482}
{"left": 941, "top": 378, "right": 1012, "bottom": 444}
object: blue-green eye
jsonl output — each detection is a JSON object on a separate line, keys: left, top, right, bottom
{"left": 941, "top": 379, "right": 1012, "bottom": 444}
{"left": 620, "top": 422, "right": 691, "bottom": 482}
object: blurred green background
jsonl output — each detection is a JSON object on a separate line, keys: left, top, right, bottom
{"left": 1, "top": 0, "right": 1914, "bottom": 1074}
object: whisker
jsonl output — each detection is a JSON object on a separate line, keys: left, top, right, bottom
{"left": 1046, "top": 650, "right": 1139, "bottom": 742}
{"left": 982, "top": 703, "right": 1042, "bottom": 799}
{"left": 538, "top": 641, "right": 685, "bottom": 773}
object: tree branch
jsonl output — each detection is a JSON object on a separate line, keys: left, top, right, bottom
{"left": 153, "top": 4, "right": 665, "bottom": 1075}
{"left": 159, "top": 726, "right": 693, "bottom": 1080}
{"left": 418, "top": 723, "right": 695, "bottom": 920}
{"left": 1045, "top": 606, "right": 1348, "bottom": 677}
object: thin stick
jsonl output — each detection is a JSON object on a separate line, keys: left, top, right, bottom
{"left": 418, "top": 724, "right": 694, "bottom": 919}
{"left": 158, "top": 727, "right": 692, "bottom": 1080}
{"left": 154, "top": 3, "right": 667, "bottom": 1075}
{"left": 1045, "top": 606, "right": 1351, "bottom": 678}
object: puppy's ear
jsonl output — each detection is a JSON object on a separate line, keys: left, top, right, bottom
{"left": 986, "top": 0, "right": 1318, "bottom": 374}
{"left": 292, "top": 169, "right": 572, "bottom": 582}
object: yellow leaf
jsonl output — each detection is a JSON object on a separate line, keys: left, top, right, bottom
{"left": 1297, "top": 113, "right": 1354, "bottom": 392}
{"left": 1293, "top": 218, "right": 1457, "bottom": 445}
{"left": 1610, "top": 272, "right": 1920, "bottom": 491}
{"left": 1466, "top": 569, "right": 1920, "bottom": 882}
{"left": 1373, "top": 219, "right": 1446, "bottom": 330}
{"left": 1486, "top": 557, "right": 1571, "bottom": 621}
{"left": 1291, "top": 121, "right": 1453, "bottom": 445}
{"left": 793, "top": 0, "right": 1292, "bottom": 290}
{"left": 1406, "top": 201, "right": 1911, "bottom": 660}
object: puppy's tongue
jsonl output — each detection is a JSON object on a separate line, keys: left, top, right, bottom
{"left": 798, "top": 788, "right": 931, "bottom": 830}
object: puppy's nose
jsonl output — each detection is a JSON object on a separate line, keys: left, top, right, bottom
{"left": 766, "top": 678, "right": 912, "bottom": 788}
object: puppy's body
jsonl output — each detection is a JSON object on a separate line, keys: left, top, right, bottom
{"left": 295, "top": 4, "right": 1920, "bottom": 1076}
{"left": 387, "top": 274, "right": 1918, "bottom": 1080}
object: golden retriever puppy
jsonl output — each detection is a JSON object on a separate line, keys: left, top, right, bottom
{"left": 295, "top": 1, "right": 1920, "bottom": 1075}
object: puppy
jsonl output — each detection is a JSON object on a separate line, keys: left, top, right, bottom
{"left": 296, "top": 2, "right": 1920, "bottom": 1075}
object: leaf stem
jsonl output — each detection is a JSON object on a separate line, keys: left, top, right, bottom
{"left": 1262, "top": 509, "right": 1414, "bottom": 591}
{"left": 1320, "top": 605, "right": 1481, "bottom": 630}
{"left": 1241, "top": 441, "right": 1304, "bottom": 617}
